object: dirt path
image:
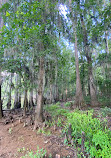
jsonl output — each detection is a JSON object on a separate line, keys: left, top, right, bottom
{"left": 0, "top": 118, "right": 76, "bottom": 158}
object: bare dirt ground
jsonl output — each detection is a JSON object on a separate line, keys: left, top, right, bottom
{"left": 0, "top": 112, "right": 76, "bottom": 158}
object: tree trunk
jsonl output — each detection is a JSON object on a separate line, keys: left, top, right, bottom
{"left": 23, "top": 89, "right": 28, "bottom": 116}
{"left": 105, "top": 31, "right": 109, "bottom": 54}
{"left": 80, "top": 14, "right": 98, "bottom": 106}
{"left": 0, "top": 68, "right": 3, "bottom": 119}
{"left": 88, "top": 54, "right": 98, "bottom": 106}
{"left": 29, "top": 90, "right": 34, "bottom": 108}
{"left": 74, "top": 31, "right": 84, "bottom": 108}
{"left": 0, "top": 0, "right": 8, "bottom": 118}
{"left": 49, "top": 84, "right": 53, "bottom": 104}
{"left": 7, "top": 73, "right": 12, "bottom": 109}
{"left": 69, "top": 0, "right": 84, "bottom": 108}
{"left": 14, "top": 74, "right": 21, "bottom": 109}
{"left": 34, "top": 57, "right": 45, "bottom": 130}
{"left": 54, "top": 60, "right": 59, "bottom": 102}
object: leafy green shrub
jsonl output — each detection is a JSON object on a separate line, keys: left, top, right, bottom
{"left": 44, "top": 104, "right": 69, "bottom": 117}
{"left": 54, "top": 108, "right": 69, "bottom": 117}
{"left": 21, "top": 146, "right": 46, "bottom": 158}
{"left": 44, "top": 104, "right": 60, "bottom": 113}
{"left": 66, "top": 111, "right": 111, "bottom": 158}
{"left": 100, "top": 107, "right": 111, "bottom": 117}
{"left": 55, "top": 102, "right": 60, "bottom": 106}
{"left": 37, "top": 128, "right": 51, "bottom": 136}
{"left": 64, "top": 102, "right": 72, "bottom": 107}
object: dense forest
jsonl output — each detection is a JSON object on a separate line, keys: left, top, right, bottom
{"left": 0, "top": 0, "right": 111, "bottom": 158}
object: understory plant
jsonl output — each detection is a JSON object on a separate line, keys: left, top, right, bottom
{"left": 65, "top": 111, "right": 111, "bottom": 158}
{"left": 21, "top": 146, "right": 46, "bottom": 158}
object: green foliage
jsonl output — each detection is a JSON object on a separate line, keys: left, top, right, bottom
{"left": 8, "top": 127, "right": 13, "bottom": 134}
{"left": 100, "top": 107, "right": 111, "bottom": 117}
{"left": 44, "top": 103, "right": 69, "bottom": 118}
{"left": 37, "top": 128, "right": 51, "bottom": 136}
{"left": 65, "top": 111, "right": 111, "bottom": 158}
{"left": 21, "top": 146, "right": 46, "bottom": 158}
{"left": 64, "top": 102, "right": 72, "bottom": 107}
{"left": 57, "top": 117, "right": 63, "bottom": 127}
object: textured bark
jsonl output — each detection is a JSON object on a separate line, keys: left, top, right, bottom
{"left": 80, "top": 13, "right": 98, "bottom": 106}
{"left": 34, "top": 57, "right": 45, "bottom": 130}
{"left": 7, "top": 73, "right": 13, "bottom": 109}
{"left": 23, "top": 89, "right": 28, "bottom": 116}
{"left": 69, "top": 0, "right": 84, "bottom": 108}
{"left": 0, "top": 0, "right": 8, "bottom": 118}
{"left": 14, "top": 74, "right": 21, "bottom": 109}
{"left": 49, "top": 84, "right": 53, "bottom": 104}
{"left": 54, "top": 60, "right": 59, "bottom": 102}
{"left": 105, "top": 31, "right": 109, "bottom": 54}
{"left": 29, "top": 90, "right": 34, "bottom": 108}
{"left": 0, "top": 69, "right": 3, "bottom": 119}
{"left": 74, "top": 32, "right": 84, "bottom": 108}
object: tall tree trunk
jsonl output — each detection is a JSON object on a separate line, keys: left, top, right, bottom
{"left": 0, "top": 0, "right": 8, "bottom": 118}
{"left": 29, "top": 90, "right": 34, "bottom": 108}
{"left": 80, "top": 14, "right": 98, "bottom": 106}
{"left": 105, "top": 31, "right": 109, "bottom": 54}
{"left": 0, "top": 68, "right": 3, "bottom": 119}
{"left": 23, "top": 89, "right": 28, "bottom": 116}
{"left": 29, "top": 51, "right": 34, "bottom": 108}
{"left": 74, "top": 31, "right": 84, "bottom": 108}
{"left": 14, "top": 74, "right": 21, "bottom": 109}
{"left": 7, "top": 73, "right": 12, "bottom": 109}
{"left": 69, "top": 0, "right": 84, "bottom": 108}
{"left": 54, "top": 59, "right": 59, "bottom": 102}
{"left": 34, "top": 57, "right": 45, "bottom": 130}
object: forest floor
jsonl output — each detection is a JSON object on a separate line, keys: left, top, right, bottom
{"left": 0, "top": 106, "right": 77, "bottom": 158}
{"left": 0, "top": 103, "right": 111, "bottom": 158}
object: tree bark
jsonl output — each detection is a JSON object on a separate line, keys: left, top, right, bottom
{"left": 80, "top": 14, "right": 98, "bottom": 106}
{"left": 23, "top": 89, "right": 28, "bottom": 116}
{"left": 14, "top": 74, "right": 21, "bottom": 109}
{"left": 34, "top": 57, "right": 45, "bottom": 130}
{"left": 0, "top": 0, "right": 8, "bottom": 118}
{"left": 74, "top": 31, "right": 84, "bottom": 108}
{"left": 29, "top": 90, "right": 34, "bottom": 108}
{"left": 0, "top": 68, "right": 3, "bottom": 119}
{"left": 7, "top": 73, "right": 12, "bottom": 109}
{"left": 69, "top": 0, "right": 84, "bottom": 108}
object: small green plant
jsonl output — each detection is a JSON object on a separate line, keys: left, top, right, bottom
{"left": 18, "top": 147, "right": 26, "bottom": 153}
{"left": 100, "top": 107, "right": 111, "bottom": 117}
{"left": 55, "top": 102, "right": 60, "bottom": 106}
{"left": 37, "top": 127, "right": 51, "bottom": 136}
{"left": 57, "top": 117, "right": 63, "bottom": 127}
{"left": 55, "top": 108, "right": 69, "bottom": 117}
{"left": 21, "top": 146, "right": 46, "bottom": 158}
{"left": 64, "top": 102, "right": 72, "bottom": 107}
{"left": 8, "top": 127, "right": 12, "bottom": 134}
{"left": 45, "top": 119, "right": 56, "bottom": 127}
{"left": 44, "top": 104, "right": 69, "bottom": 118}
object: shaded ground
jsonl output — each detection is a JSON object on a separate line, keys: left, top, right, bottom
{"left": 0, "top": 111, "right": 77, "bottom": 158}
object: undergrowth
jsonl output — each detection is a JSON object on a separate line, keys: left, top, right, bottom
{"left": 100, "top": 107, "right": 111, "bottom": 117}
{"left": 44, "top": 103, "right": 69, "bottom": 117}
{"left": 65, "top": 110, "right": 111, "bottom": 158}
{"left": 20, "top": 146, "right": 46, "bottom": 158}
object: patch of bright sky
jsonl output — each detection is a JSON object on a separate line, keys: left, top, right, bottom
{"left": 59, "top": 4, "right": 68, "bottom": 19}
{"left": 59, "top": 4, "right": 74, "bottom": 50}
